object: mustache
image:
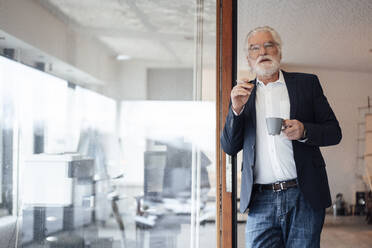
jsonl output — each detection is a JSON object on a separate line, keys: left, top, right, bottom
{"left": 253, "top": 54, "right": 280, "bottom": 77}
{"left": 256, "top": 55, "right": 274, "bottom": 65}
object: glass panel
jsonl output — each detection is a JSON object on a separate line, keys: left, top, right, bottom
{"left": 0, "top": 0, "right": 216, "bottom": 247}
{"left": 119, "top": 101, "right": 216, "bottom": 247}
{"left": 0, "top": 56, "right": 16, "bottom": 220}
{"left": 0, "top": 57, "right": 26, "bottom": 246}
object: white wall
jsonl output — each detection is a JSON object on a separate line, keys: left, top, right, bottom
{"left": 283, "top": 66, "right": 372, "bottom": 205}
{"left": 117, "top": 61, "right": 148, "bottom": 100}
{"left": 145, "top": 67, "right": 217, "bottom": 101}
{"left": 147, "top": 68, "right": 193, "bottom": 101}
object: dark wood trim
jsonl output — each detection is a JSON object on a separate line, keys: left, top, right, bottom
{"left": 231, "top": 1, "right": 238, "bottom": 247}
{"left": 216, "top": 1, "right": 222, "bottom": 247}
{"left": 216, "top": 0, "right": 236, "bottom": 247}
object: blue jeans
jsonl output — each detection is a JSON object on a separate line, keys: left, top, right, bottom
{"left": 245, "top": 187, "right": 325, "bottom": 248}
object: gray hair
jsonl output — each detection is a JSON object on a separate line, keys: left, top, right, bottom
{"left": 243, "top": 26, "right": 283, "bottom": 58}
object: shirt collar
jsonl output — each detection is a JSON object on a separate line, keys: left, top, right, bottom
{"left": 256, "top": 70, "right": 285, "bottom": 87}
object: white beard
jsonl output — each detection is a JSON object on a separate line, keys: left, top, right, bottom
{"left": 252, "top": 55, "right": 280, "bottom": 78}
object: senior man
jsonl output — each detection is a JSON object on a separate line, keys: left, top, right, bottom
{"left": 221, "top": 26, "right": 342, "bottom": 248}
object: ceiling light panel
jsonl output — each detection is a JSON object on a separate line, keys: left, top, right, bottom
{"left": 100, "top": 36, "right": 175, "bottom": 62}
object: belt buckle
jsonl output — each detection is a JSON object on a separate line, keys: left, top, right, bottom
{"left": 273, "top": 181, "right": 287, "bottom": 192}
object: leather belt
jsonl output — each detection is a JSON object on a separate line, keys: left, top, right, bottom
{"left": 253, "top": 179, "right": 298, "bottom": 192}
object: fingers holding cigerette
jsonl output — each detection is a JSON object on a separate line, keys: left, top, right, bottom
{"left": 231, "top": 82, "right": 254, "bottom": 114}
{"left": 232, "top": 85, "right": 253, "bottom": 97}
{"left": 236, "top": 81, "right": 254, "bottom": 91}
{"left": 236, "top": 78, "right": 250, "bottom": 84}
{"left": 232, "top": 88, "right": 249, "bottom": 96}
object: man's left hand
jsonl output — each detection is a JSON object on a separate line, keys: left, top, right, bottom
{"left": 283, "top": 119, "right": 305, "bottom": 140}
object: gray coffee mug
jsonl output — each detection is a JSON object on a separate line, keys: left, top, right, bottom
{"left": 266, "top": 117, "right": 284, "bottom": 135}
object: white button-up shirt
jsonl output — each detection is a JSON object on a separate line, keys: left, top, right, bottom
{"left": 254, "top": 70, "right": 297, "bottom": 184}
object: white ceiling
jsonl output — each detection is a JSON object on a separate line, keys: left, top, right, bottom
{"left": 38, "top": 0, "right": 216, "bottom": 67}
{"left": 38, "top": 0, "right": 372, "bottom": 72}
{"left": 238, "top": 0, "right": 372, "bottom": 73}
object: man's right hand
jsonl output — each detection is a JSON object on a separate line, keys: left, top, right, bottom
{"left": 231, "top": 79, "right": 254, "bottom": 114}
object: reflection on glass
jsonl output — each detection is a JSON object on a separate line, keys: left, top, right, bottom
{"left": 120, "top": 101, "right": 216, "bottom": 248}
{"left": 0, "top": 56, "right": 17, "bottom": 248}
{"left": 0, "top": 57, "right": 217, "bottom": 247}
{"left": 0, "top": 0, "right": 216, "bottom": 247}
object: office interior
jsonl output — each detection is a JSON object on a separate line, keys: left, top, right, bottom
{"left": 0, "top": 0, "right": 371, "bottom": 248}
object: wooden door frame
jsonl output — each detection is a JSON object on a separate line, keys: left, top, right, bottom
{"left": 216, "top": 0, "right": 237, "bottom": 247}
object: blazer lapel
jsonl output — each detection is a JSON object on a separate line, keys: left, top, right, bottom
{"left": 282, "top": 71, "right": 297, "bottom": 119}
{"left": 247, "top": 79, "right": 257, "bottom": 128}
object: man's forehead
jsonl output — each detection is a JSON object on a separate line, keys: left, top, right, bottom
{"left": 248, "top": 31, "right": 274, "bottom": 44}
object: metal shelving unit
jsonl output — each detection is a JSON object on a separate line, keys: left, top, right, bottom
{"left": 356, "top": 97, "right": 372, "bottom": 191}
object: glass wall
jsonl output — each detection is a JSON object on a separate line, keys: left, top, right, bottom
{"left": 119, "top": 101, "right": 216, "bottom": 247}
{"left": 0, "top": 0, "right": 216, "bottom": 247}
{"left": 0, "top": 55, "right": 16, "bottom": 219}
{"left": 0, "top": 56, "right": 120, "bottom": 246}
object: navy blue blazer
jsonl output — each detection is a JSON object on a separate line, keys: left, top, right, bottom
{"left": 221, "top": 71, "right": 342, "bottom": 213}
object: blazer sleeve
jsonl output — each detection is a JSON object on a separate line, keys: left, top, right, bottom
{"left": 303, "top": 75, "right": 342, "bottom": 147}
{"left": 220, "top": 104, "right": 245, "bottom": 155}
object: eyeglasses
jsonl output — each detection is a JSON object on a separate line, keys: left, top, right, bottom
{"left": 248, "top": 42, "right": 278, "bottom": 56}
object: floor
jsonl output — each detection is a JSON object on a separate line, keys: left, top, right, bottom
{"left": 21, "top": 214, "right": 372, "bottom": 247}
{"left": 321, "top": 215, "right": 372, "bottom": 248}
{"left": 238, "top": 215, "right": 372, "bottom": 248}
